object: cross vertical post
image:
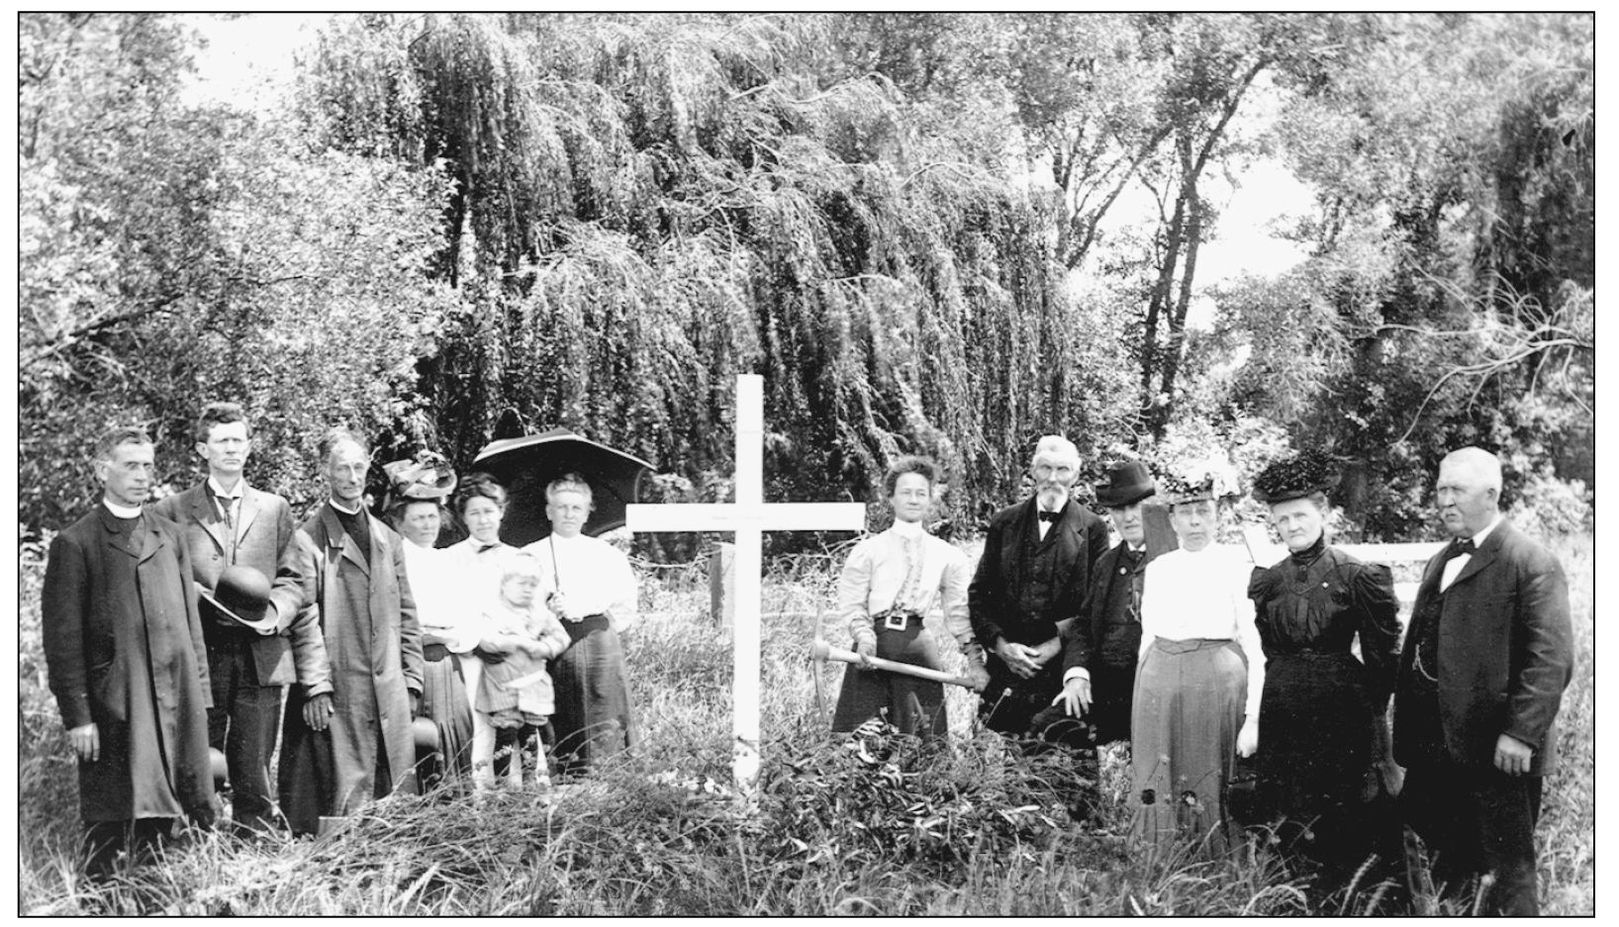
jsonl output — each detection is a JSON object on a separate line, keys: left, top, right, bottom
{"left": 731, "top": 376, "right": 764, "bottom": 788}
{"left": 623, "top": 374, "right": 867, "bottom": 793}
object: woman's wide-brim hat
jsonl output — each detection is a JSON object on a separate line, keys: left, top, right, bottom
{"left": 384, "top": 451, "right": 458, "bottom": 502}
{"left": 197, "top": 564, "right": 277, "bottom": 633}
{"left": 1252, "top": 449, "right": 1340, "bottom": 504}
{"left": 1095, "top": 460, "right": 1156, "bottom": 508}
{"left": 1158, "top": 456, "right": 1241, "bottom": 506}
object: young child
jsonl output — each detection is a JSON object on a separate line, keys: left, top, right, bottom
{"left": 471, "top": 550, "right": 571, "bottom": 791}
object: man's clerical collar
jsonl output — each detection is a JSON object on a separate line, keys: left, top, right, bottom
{"left": 207, "top": 475, "right": 245, "bottom": 500}
{"left": 328, "top": 498, "right": 362, "bottom": 516}
{"left": 103, "top": 499, "right": 143, "bottom": 519}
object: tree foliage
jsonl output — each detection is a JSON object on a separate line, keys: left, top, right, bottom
{"left": 17, "top": 12, "right": 1593, "bottom": 541}
{"left": 19, "top": 12, "right": 453, "bottom": 526}
{"left": 297, "top": 13, "right": 1139, "bottom": 531}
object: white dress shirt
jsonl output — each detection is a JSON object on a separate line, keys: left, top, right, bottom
{"left": 524, "top": 533, "right": 639, "bottom": 632}
{"left": 1439, "top": 514, "right": 1504, "bottom": 593}
{"left": 1138, "top": 544, "right": 1266, "bottom": 720}
{"left": 1036, "top": 503, "right": 1064, "bottom": 541}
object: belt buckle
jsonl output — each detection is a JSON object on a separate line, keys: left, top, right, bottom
{"left": 882, "top": 610, "right": 909, "bottom": 631}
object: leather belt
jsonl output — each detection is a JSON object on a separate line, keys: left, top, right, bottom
{"left": 875, "top": 609, "right": 924, "bottom": 631}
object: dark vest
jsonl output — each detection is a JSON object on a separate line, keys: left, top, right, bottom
{"left": 1402, "top": 585, "right": 1447, "bottom": 764}
{"left": 1012, "top": 524, "right": 1069, "bottom": 626}
{"left": 1096, "top": 547, "right": 1146, "bottom": 669}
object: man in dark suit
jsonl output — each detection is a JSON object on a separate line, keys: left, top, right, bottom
{"left": 151, "top": 402, "right": 305, "bottom": 834}
{"left": 42, "top": 427, "right": 215, "bottom": 877}
{"left": 1394, "top": 446, "right": 1573, "bottom": 915}
{"left": 969, "top": 435, "right": 1110, "bottom": 741}
{"left": 1052, "top": 459, "right": 1172, "bottom": 747}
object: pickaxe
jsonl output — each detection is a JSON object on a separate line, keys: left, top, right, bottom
{"left": 811, "top": 638, "right": 985, "bottom": 690}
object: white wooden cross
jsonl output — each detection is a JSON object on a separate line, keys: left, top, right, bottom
{"left": 624, "top": 375, "right": 866, "bottom": 792}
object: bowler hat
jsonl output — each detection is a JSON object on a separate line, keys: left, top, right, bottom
{"left": 197, "top": 565, "right": 277, "bottom": 633}
{"left": 413, "top": 716, "right": 441, "bottom": 753}
{"left": 1095, "top": 460, "right": 1156, "bottom": 508}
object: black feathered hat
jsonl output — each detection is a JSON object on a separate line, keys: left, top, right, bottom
{"left": 1252, "top": 449, "right": 1341, "bottom": 505}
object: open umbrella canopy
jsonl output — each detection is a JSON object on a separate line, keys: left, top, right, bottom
{"left": 471, "top": 428, "right": 655, "bottom": 544}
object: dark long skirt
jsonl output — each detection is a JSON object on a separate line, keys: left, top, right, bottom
{"left": 548, "top": 614, "right": 634, "bottom": 775}
{"left": 1258, "top": 652, "right": 1383, "bottom": 871}
{"left": 418, "top": 649, "right": 474, "bottom": 784}
{"left": 830, "top": 623, "right": 948, "bottom": 737}
{"left": 1130, "top": 637, "right": 1247, "bottom": 855}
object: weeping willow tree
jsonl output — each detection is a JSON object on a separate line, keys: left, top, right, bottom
{"left": 299, "top": 13, "right": 1138, "bottom": 526}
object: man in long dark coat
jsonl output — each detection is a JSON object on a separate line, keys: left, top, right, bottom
{"left": 969, "top": 435, "right": 1109, "bottom": 738}
{"left": 279, "top": 428, "right": 423, "bottom": 835}
{"left": 1394, "top": 446, "right": 1573, "bottom": 915}
{"left": 152, "top": 401, "right": 305, "bottom": 834}
{"left": 42, "top": 427, "right": 215, "bottom": 877}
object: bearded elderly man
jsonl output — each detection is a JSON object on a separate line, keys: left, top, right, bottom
{"left": 969, "top": 435, "right": 1110, "bottom": 742}
{"left": 1394, "top": 446, "right": 1573, "bottom": 916}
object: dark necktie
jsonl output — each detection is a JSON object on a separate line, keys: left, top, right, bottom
{"left": 214, "top": 492, "right": 239, "bottom": 559}
{"left": 1450, "top": 537, "right": 1476, "bottom": 557}
{"left": 1037, "top": 510, "right": 1061, "bottom": 524}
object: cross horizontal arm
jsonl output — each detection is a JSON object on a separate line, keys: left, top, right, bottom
{"left": 625, "top": 502, "right": 867, "bottom": 534}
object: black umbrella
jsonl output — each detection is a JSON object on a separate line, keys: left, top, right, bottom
{"left": 471, "top": 428, "right": 656, "bottom": 544}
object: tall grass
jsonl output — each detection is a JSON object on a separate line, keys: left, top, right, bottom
{"left": 16, "top": 534, "right": 1595, "bottom": 914}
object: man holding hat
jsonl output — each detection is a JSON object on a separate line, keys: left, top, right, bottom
{"left": 1052, "top": 459, "right": 1173, "bottom": 749}
{"left": 152, "top": 401, "right": 306, "bottom": 834}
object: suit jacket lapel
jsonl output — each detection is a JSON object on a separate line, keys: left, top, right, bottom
{"left": 320, "top": 505, "right": 370, "bottom": 576}
{"left": 1447, "top": 523, "right": 1506, "bottom": 591}
{"left": 366, "top": 514, "right": 390, "bottom": 579}
{"left": 235, "top": 487, "right": 263, "bottom": 544}
{"left": 135, "top": 516, "right": 164, "bottom": 564}
{"left": 190, "top": 488, "right": 230, "bottom": 556}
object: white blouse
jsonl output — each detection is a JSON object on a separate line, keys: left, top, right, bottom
{"left": 837, "top": 521, "right": 973, "bottom": 647}
{"left": 1138, "top": 544, "right": 1266, "bottom": 720}
{"left": 523, "top": 533, "right": 640, "bottom": 632}
{"left": 401, "top": 541, "right": 481, "bottom": 653}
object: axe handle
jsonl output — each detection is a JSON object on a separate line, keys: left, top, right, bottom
{"left": 813, "top": 639, "right": 980, "bottom": 690}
